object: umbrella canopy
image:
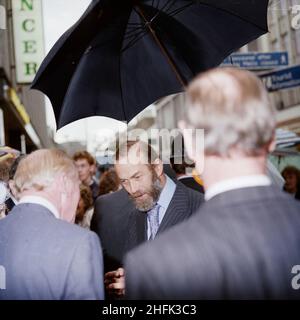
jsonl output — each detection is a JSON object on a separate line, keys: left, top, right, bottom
{"left": 32, "top": 0, "right": 269, "bottom": 129}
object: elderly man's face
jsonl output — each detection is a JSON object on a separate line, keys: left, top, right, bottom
{"left": 115, "top": 162, "right": 162, "bottom": 212}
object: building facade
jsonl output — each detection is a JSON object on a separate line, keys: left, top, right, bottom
{"left": 0, "top": 0, "right": 54, "bottom": 153}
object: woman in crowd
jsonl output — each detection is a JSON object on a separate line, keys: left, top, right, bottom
{"left": 282, "top": 166, "right": 300, "bottom": 200}
{"left": 75, "top": 184, "right": 94, "bottom": 229}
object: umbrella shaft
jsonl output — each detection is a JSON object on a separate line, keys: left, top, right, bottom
{"left": 135, "top": 5, "right": 186, "bottom": 87}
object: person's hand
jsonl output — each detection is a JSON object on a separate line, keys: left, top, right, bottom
{"left": 104, "top": 268, "right": 125, "bottom": 298}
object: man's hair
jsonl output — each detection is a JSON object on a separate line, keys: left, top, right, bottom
{"left": 73, "top": 151, "right": 96, "bottom": 166}
{"left": 98, "top": 168, "right": 120, "bottom": 196}
{"left": 9, "top": 155, "right": 25, "bottom": 180}
{"left": 115, "top": 140, "right": 159, "bottom": 165}
{"left": 186, "top": 67, "right": 276, "bottom": 156}
{"left": 282, "top": 166, "right": 300, "bottom": 182}
{"left": 0, "top": 158, "right": 14, "bottom": 182}
{"left": 14, "top": 149, "right": 78, "bottom": 193}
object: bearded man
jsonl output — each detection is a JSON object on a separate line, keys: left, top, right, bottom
{"left": 92, "top": 140, "right": 203, "bottom": 298}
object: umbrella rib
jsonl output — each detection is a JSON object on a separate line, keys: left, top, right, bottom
{"left": 123, "top": 4, "right": 172, "bottom": 52}
{"left": 148, "top": 0, "right": 176, "bottom": 24}
{"left": 122, "top": 29, "right": 149, "bottom": 52}
{"left": 124, "top": 25, "right": 146, "bottom": 39}
{"left": 166, "top": 3, "right": 194, "bottom": 18}
{"left": 127, "top": 22, "right": 144, "bottom": 25}
{"left": 135, "top": 4, "right": 186, "bottom": 87}
{"left": 118, "top": 52, "right": 127, "bottom": 120}
{"left": 154, "top": 0, "right": 160, "bottom": 11}
{"left": 161, "top": 0, "right": 177, "bottom": 15}
{"left": 196, "top": 2, "right": 269, "bottom": 32}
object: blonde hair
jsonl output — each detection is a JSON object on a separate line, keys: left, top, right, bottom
{"left": 14, "top": 149, "right": 78, "bottom": 193}
{"left": 73, "top": 150, "right": 96, "bottom": 165}
{"left": 186, "top": 68, "right": 276, "bottom": 156}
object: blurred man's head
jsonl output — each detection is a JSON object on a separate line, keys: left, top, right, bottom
{"left": 180, "top": 67, "right": 276, "bottom": 182}
{"left": 14, "top": 149, "right": 80, "bottom": 223}
{"left": 73, "top": 151, "right": 96, "bottom": 185}
{"left": 115, "top": 141, "right": 165, "bottom": 211}
{"left": 282, "top": 166, "right": 300, "bottom": 194}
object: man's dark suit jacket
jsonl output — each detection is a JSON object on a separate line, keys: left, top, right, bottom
{"left": 178, "top": 176, "right": 204, "bottom": 193}
{"left": 4, "top": 197, "right": 15, "bottom": 214}
{"left": 125, "top": 186, "right": 300, "bottom": 299}
{"left": 91, "top": 188, "right": 135, "bottom": 272}
{"left": 91, "top": 182, "right": 204, "bottom": 273}
{"left": 0, "top": 203, "right": 104, "bottom": 300}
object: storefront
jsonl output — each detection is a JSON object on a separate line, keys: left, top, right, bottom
{"left": 0, "top": 67, "right": 41, "bottom": 153}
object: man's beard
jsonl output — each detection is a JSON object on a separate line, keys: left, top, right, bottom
{"left": 129, "top": 173, "right": 163, "bottom": 212}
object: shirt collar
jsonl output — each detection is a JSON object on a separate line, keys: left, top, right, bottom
{"left": 10, "top": 195, "right": 18, "bottom": 205}
{"left": 177, "top": 175, "right": 191, "bottom": 180}
{"left": 19, "top": 196, "right": 60, "bottom": 219}
{"left": 157, "top": 175, "right": 176, "bottom": 210}
{"left": 205, "top": 175, "right": 271, "bottom": 201}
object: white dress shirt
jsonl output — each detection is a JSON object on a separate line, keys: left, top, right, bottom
{"left": 205, "top": 175, "right": 272, "bottom": 201}
{"left": 19, "top": 196, "right": 60, "bottom": 219}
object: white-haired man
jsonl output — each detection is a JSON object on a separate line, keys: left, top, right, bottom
{"left": 125, "top": 68, "right": 300, "bottom": 299}
{"left": 0, "top": 149, "right": 104, "bottom": 300}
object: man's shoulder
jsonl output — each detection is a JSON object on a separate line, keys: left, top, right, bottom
{"left": 180, "top": 176, "right": 205, "bottom": 193}
{"left": 95, "top": 188, "right": 128, "bottom": 205}
{"left": 94, "top": 189, "right": 134, "bottom": 215}
{"left": 42, "top": 213, "right": 99, "bottom": 246}
{"left": 207, "top": 185, "right": 300, "bottom": 210}
{"left": 174, "top": 181, "right": 204, "bottom": 204}
{"left": 4, "top": 203, "right": 97, "bottom": 243}
{"left": 128, "top": 187, "right": 300, "bottom": 256}
{"left": 52, "top": 216, "right": 98, "bottom": 240}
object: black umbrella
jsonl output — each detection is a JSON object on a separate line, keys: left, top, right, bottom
{"left": 32, "top": 0, "right": 269, "bottom": 129}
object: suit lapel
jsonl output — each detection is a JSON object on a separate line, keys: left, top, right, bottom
{"left": 157, "top": 183, "right": 189, "bottom": 234}
{"left": 125, "top": 209, "right": 147, "bottom": 253}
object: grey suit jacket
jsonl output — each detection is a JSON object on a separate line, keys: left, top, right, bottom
{"left": 92, "top": 182, "right": 204, "bottom": 272}
{"left": 125, "top": 186, "right": 300, "bottom": 299}
{"left": 0, "top": 203, "right": 104, "bottom": 300}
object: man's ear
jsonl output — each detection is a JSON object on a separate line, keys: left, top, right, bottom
{"left": 55, "top": 173, "right": 68, "bottom": 194}
{"left": 8, "top": 180, "right": 17, "bottom": 198}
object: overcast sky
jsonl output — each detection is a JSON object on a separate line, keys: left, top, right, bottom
{"left": 42, "top": 0, "right": 127, "bottom": 147}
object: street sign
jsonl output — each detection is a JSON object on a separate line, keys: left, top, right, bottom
{"left": 260, "top": 65, "right": 300, "bottom": 92}
{"left": 12, "top": 0, "right": 45, "bottom": 83}
{"left": 222, "top": 52, "right": 289, "bottom": 70}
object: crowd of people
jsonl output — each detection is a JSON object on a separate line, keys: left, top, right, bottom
{"left": 0, "top": 67, "right": 300, "bottom": 300}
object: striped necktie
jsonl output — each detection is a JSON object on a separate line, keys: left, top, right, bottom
{"left": 147, "top": 204, "right": 161, "bottom": 240}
